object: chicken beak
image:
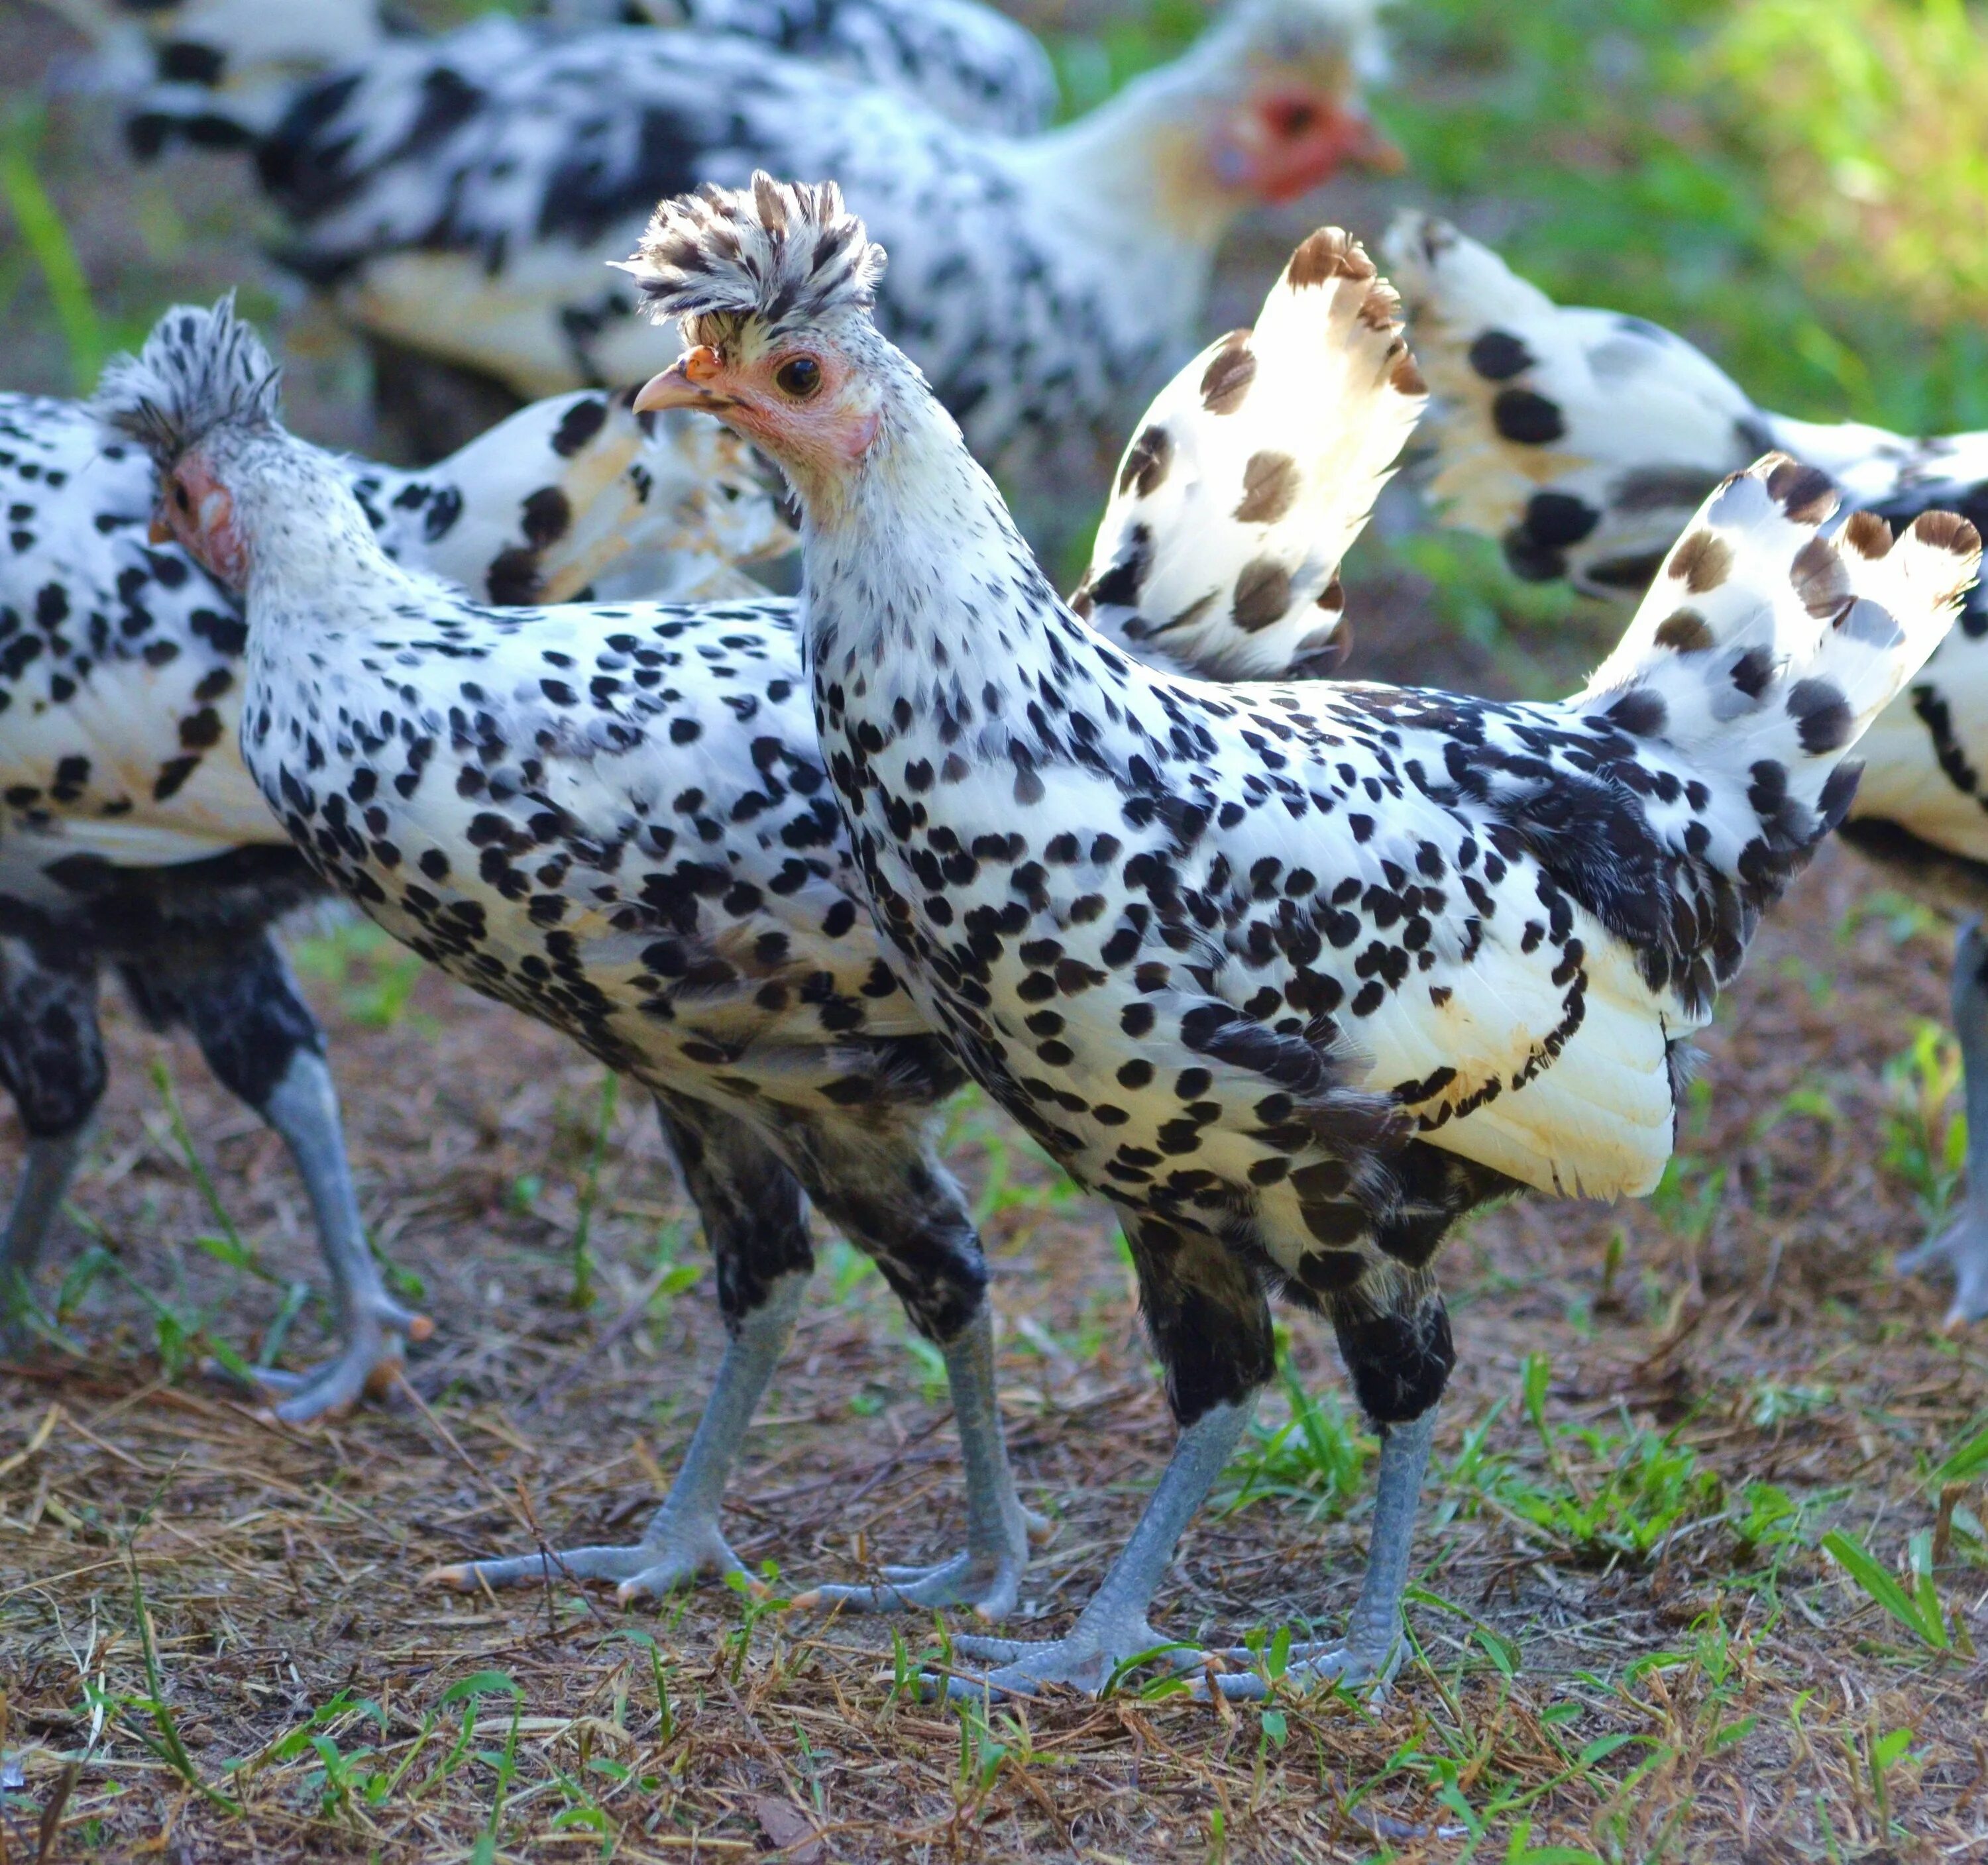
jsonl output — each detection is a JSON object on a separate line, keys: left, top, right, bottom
{"left": 148, "top": 511, "right": 174, "bottom": 545}
{"left": 634, "top": 345, "right": 724, "bottom": 414}
{"left": 1347, "top": 112, "right": 1407, "bottom": 176}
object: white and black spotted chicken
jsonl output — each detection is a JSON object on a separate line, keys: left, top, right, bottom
{"left": 0, "top": 337, "right": 784, "bottom": 1420}
{"left": 54, "top": 0, "right": 1056, "bottom": 148}
{"left": 1388, "top": 214, "right": 1988, "bottom": 1328}
{"left": 233, "top": 0, "right": 1390, "bottom": 534}
{"left": 101, "top": 240, "right": 1419, "bottom": 1612}
{"left": 628, "top": 176, "right": 1975, "bottom": 1697}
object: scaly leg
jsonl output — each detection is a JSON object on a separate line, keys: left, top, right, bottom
{"left": 942, "top": 1399, "right": 1254, "bottom": 1697}
{"left": 795, "top": 1301, "right": 1046, "bottom": 1619}
{"left": 1208, "top": 1408, "right": 1437, "bottom": 1699}
{"left": 1901, "top": 920, "right": 1988, "bottom": 1324}
{"left": 248, "top": 1048, "right": 431, "bottom": 1418}
{"left": 168, "top": 936, "right": 429, "bottom": 1420}
{"left": 433, "top": 1094, "right": 812, "bottom": 1602}
{"left": 791, "top": 1118, "right": 1042, "bottom": 1619}
{"left": 0, "top": 1132, "right": 89, "bottom": 1347}
{"left": 431, "top": 1267, "right": 807, "bottom": 1598}
{"left": 0, "top": 937, "right": 107, "bottom": 1350}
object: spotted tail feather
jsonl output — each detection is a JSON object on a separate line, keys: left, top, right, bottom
{"left": 1584, "top": 455, "right": 1977, "bottom": 887}
{"left": 1073, "top": 226, "right": 1424, "bottom": 681}
{"left": 357, "top": 389, "right": 792, "bottom": 607}
{"left": 1382, "top": 213, "right": 1775, "bottom": 600}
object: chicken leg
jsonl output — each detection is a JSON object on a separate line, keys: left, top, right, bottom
{"left": 1901, "top": 919, "right": 1988, "bottom": 1325}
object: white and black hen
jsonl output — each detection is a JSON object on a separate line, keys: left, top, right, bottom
{"left": 1387, "top": 214, "right": 1988, "bottom": 1326}
{"left": 627, "top": 176, "right": 1973, "bottom": 1695}
{"left": 0, "top": 346, "right": 783, "bottom": 1418}
{"left": 52, "top": 0, "right": 1056, "bottom": 147}
{"left": 229, "top": 0, "right": 1388, "bottom": 526}
{"left": 99, "top": 240, "right": 1420, "bottom": 1607}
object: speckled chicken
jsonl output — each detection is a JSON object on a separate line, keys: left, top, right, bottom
{"left": 100, "top": 236, "right": 1420, "bottom": 1610}
{"left": 196, "top": 0, "right": 1388, "bottom": 531}
{"left": 626, "top": 176, "right": 1974, "bottom": 1695}
{"left": 47, "top": 0, "right": 1056, "bottom": 146}
{"left": 0, "top": 349, "right": 784, "bottom": 1419}
{"left": 1386, "top": 213, "right": 1988, "bottom": 1328}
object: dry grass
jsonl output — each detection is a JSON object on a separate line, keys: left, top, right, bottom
{"left": 3, "top": 842, "right": 1987, "bottom": 1864}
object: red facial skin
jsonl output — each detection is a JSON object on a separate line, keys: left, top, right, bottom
{"left": 635, "top": 342, "right": 878, "bottom": 477}
{"left": 1221, "top": 86, "right": 1404, "bottom": 204}
{"left": 154, "top": 451, "right": 250, "bottom": 590}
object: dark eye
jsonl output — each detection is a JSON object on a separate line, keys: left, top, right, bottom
{"left": 775, "top": 356, "right": 822, "bottom": 400}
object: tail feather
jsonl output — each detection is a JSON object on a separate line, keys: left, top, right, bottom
{"left": 1586, "top": 455, "right": 1977, "bottom": 786}
{"left": 1074, "top": 227, "right": 1423, "bottom": 681}
{"left": 1382, "top": 213, "right": 1766, "bottom": 598}
{"left": 359, "top": 389, "right": 792, "bottom": 606}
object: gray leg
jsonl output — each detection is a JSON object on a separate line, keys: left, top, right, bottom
{"left": 429, "top": 1266, "right": 808, "bottom": 1600}
{"left": 1901, "top": 920, "right": 1988, "bottom": 1324}
{"left": 1209, "top": 1407, "right": 1437, "bottom": 1700}
{"left": 942, "top": 1398, "right": 1254, "bottom": 1698}
{"left": 795, "top": 1303, "right": 1044, "bottom": 1619}
{"left": 0, "top": 937, "right": 107, "bottom": 1350}
{"left": 0, "top": 1130, "right": 89, "bottom": 1346}
{"left": 247, "top": 1048, "right": 431, "bottom": 1420}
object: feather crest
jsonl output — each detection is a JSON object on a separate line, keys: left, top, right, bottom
{"left": 620, "top": 173, "right": 886, "bottom": 343}
{"left": 92, "top": 295, "right": 281, "bottom": 462}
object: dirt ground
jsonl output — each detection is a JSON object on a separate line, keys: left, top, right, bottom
{"left": 5, "top": 4, "right": 1988, "bottom": 1861}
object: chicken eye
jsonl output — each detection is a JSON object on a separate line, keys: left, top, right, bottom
{"left": 775, "top": 356, "right": 822, "bottom": 400}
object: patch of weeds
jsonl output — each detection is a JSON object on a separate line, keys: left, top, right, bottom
{"left": 0, "top": 105, "right": 103, "bottom": 392}
{"left": 566, "top": 1071, "right": 619, "bottom": 1310}
{"left": 1459, "top": 1356, "right": 1726, "bottom": 1566}
{"left": 1839, "top": 888, "right": 1946, "bottom": 949}
{"left": 1219, "top": 1354, "right": 1372, "bottom": 1521}
{"left": 290, "top": 920, "right": 431, "bottom": 1032}
{"left": 1881, "top": 1021, "right": 1966, "bottom": 1222}
{"left": 1746, "top": 1379, "right": 1836, "bottom": 1430}
{"left": 1822, "top": 1526, "right": 1973, "bottom": 1655}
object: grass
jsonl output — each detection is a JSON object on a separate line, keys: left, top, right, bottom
{"left": 6, "top": 1, "right": 1988, "bottom": 1857}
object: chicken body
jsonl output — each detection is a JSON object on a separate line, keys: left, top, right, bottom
{"left": 50, "top": 0, "right": 1056, "bottom": 148}
{"left": 241, "top": 0, "right": 1382, "bottom": 529}
{"left": 0, "top": 374, "right": 783, "bottom": 1418}
{"left": 625, "top": 178, "right": 1973, "bottom": 1695}
{"left": 99, "top": 256, "right": 1417, "bottom": 1606}
{"left": 1387, "top": 215, "right": 1988, "bottom": 1324}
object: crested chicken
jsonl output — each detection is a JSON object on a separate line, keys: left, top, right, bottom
{"left": 626, "top": 175, "right": 1973, "bottom": 1695}
{"left": 148, "top": 0, "right": 1391, "bottom": 535}
{"left": 0, "top": 348, "right": 784, "bottom": 1419}
{"left": 1387, "top": 213, "right": 1988, "bottom": 1327}
{"left": 101, "top": 233, "right": 1421, "bottom": 1609}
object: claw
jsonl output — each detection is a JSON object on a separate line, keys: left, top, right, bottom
{"left": 1899, "top": 1208, "right": 1988, "bottom": 1326}
{"left": 792, "top": 1546, "right": 1022, "bottom": 1619}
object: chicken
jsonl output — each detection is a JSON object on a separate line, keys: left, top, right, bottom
{"left": 97, "top": 235, "right": 1421, "bottom": 1609}
{"left": 1385, "top": 213, "right": 1988, "bottom": 1326}
{"left": 223, "top": 0, "right": 1388, "bottom": 531}
{"left": 47, "top": 0, "right": 1056, "bottom": 149}
{"left": 627, "top": 175, "right": 1973, "bottom": 1695}
{"left": 0, "top": 357, "right": 785, "bottom": 1420}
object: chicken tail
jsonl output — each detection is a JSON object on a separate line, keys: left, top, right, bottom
{"left": 1074, "top": 227, "right": 1425, "bottom": 682}
{"left": 1381, "top": 212, "right": 1768, "bottom": 601}
{"left": 362, "top": 388, "right": 793, "bottom": 607}
{"left": 1582, "top": 454, "right": 1977, "bottom": 914}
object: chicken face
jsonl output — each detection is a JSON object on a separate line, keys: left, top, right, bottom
{"left": 153, "top": 449, "right": 250, "bottom": 590}
{"left": 634, "top": 339, "right": 881, "bottom": 488}
{"left": 1213, "top": 78, "right": 1400, "bottom": 204}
